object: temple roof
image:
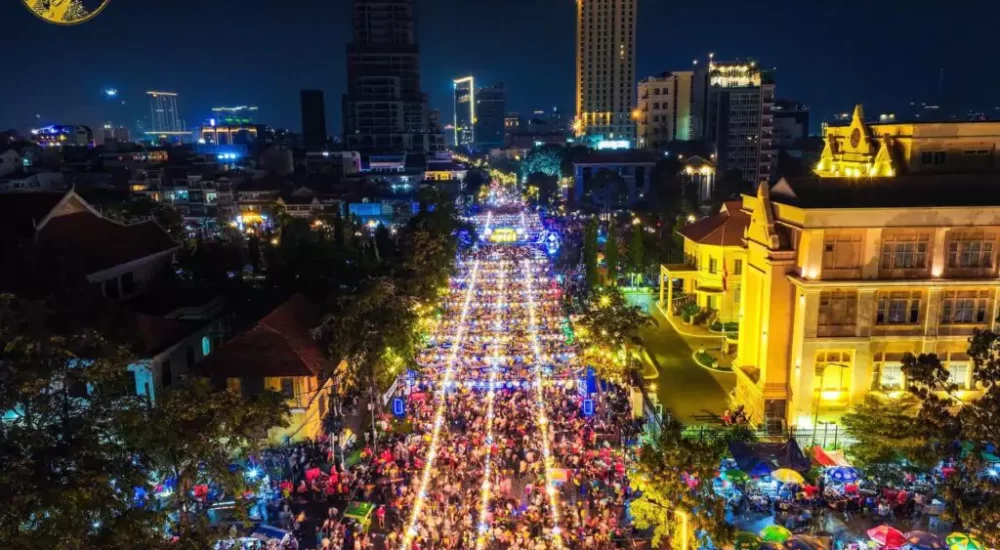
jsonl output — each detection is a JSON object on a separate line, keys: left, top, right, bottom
{"left": 0, "top": 190, "right": 178, "bottom": 274}
{"left": 770, "top": 173, "right": 1000, "bottom": 209}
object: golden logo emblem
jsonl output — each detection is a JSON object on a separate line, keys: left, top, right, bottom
{"left": 22, "top": 0, "right": 111, "bottom": 25}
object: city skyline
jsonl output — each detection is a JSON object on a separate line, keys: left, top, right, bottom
{"left": 1, "top": 0, "right": 998, "bottom": 136}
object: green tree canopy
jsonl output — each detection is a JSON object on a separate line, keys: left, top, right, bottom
{"left": 0, "top": 295, "right": 162, "bottom": 549}
{"left": 843, "top": 339, "right": 1000, "bottom": 538}
{"left": 519, "top": 144, "right": 565, "bottom": 179}
{"left": 604, "top": 222, "right": 619, "bottom": 286}
{"left": 575, "top": 287, "right": 651, "bottom": 383}
{"left": 141, "top": 378, "right": 288, "bottom": 546}
{"left": 0, "top": 294, "right": 290, "bottom": 549}
{"left": 585, "top": 168, "right": 627, "bottom": 213}
{"left": 583, "top": 218, "right": 600, "bottom": 292}
{"left": 628, "top": 225, "right": 647, "bottom": 284}
{"left": 630, "top": 418, "right": 734, "bottom": 548}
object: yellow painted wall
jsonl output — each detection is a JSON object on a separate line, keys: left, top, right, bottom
{"left": 735, "top": 185, "right": 999, "bottom": 428}
{"left": 228, "top": 376, "right": 333, "bottom": 445}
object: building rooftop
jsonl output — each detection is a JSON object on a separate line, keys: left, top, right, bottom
{"left": 770, "top": 173, "right": 1000, "bottom": 209}
{"left": 38, "top": 212, "right": 178, "bottom": 274}
{"left": 197, "top": 294, "right": 326, "bottom": 378}
{"left": 678, "top": 200, "right": 749, "bottom": 246}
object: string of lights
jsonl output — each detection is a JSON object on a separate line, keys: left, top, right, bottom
{"left": 399, "top": 259, "right": 482, "bottom": 550}
{"left": 522, "top": 256, "right": 565, "bottom": 547}
{"left": 475, "top": 260, "right": 504, "bottom": 549}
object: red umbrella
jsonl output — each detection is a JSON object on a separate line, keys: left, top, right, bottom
{"left": 868, "top": 526, "right": 907, "bottom": 549}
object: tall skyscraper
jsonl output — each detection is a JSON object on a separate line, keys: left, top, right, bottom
{"left": 147, "top": 91, "right": 184, "bottom": 134}
{"left": 453, "top": 76, "right": 475, "bottom": 148}
{"left": 693, "top": 56, "right": 775, "bottom": 186}
{"left": 300, "top": 90, "right": 328, "bottom": 151}
{"left": 636, "top": 71, "right": 693, "bottom": 151}
{"left": 475, "top": 83, "right": 506, "bottom": 150}
{"left": 343, "top": 0, "right": 444, "bottom": 155}
{"left": 575, "top": 0, "right": 637, "bottom": 145}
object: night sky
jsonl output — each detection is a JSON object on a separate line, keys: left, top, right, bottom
{"left": 2, "top": 0, "right": 997, "bottom": 136}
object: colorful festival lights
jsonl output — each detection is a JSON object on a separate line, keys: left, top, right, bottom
{"left": 400, "top": 259, "right": 481, "bottom": 549}
{"left": 522, "top": 257, "right": 565, "bottom": 547}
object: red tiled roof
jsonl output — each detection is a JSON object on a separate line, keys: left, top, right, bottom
{"left": 198, "top": 294, "right": 327, "bottom": 378}
{"left": 37, "top": 212, "right": 178, "bottom": 275}
{"left": 678, "top": 200, "right": 750, "bottom": 246}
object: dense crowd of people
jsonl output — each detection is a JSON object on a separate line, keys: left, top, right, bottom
{"left": 232, "top": 203, "right": 641, "bottom": 550}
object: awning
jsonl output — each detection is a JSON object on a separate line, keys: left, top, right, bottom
{"left": 730, "top": 439, "right": 812, "bottom": 475}
{"left": 813, "top": 447, "right": 852, "bottom": 467}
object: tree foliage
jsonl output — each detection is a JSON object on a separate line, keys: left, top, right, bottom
{"left": 840, "top": 396, "right": 938, "bottom": 486}
{"left": 463, "top": 167, "right": 490, "bottom": 199}
{"left": 519, "top": 144, "right": 565, "bottom": 179}
{"left": 582, "top": 218, "right": 600, "bottom": 292}
{"left": 630, "top": 418, "right": 734, "bottom": 548}
{"left": 525, "top": 172, "right": 559, "bottom": 209}
{"left": 604, "top": 222, "right": 619, "bottom": 286}
{"left": 899, "top": 346, "right": 1000, "bottom": 537}
{"left": 318, "top": 278, "right": 420, "bottom": 395}
{"left": 0, "top": 294, "right": 289, "bottom": 549}
{"left": 585, "top": 168, "right": 627, "bottom": 213}
{"left": 628, "top": 225, "right": 646, "bottom": 284}
{"left": 575, "top": 287, "right": 651, "bottom": 384}
{"left": 142, "top": 378, "right": 288, "bottom": 547}
{"left": 843, "top": 336, "right": 1000, "bottom": 538}
{"left": 0, "top": 295, "right": 162, "bottom": 549}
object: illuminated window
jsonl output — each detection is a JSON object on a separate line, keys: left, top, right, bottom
{"left": 880, "top": 363, "right": 904, "bottom": 389}
{"left": 822, "top": 232, "right": 862, "bottom": 269}
{"left": 947, "top": 360, "right": 970, "bottom": 389}
{"left": 818, "top": 290, "right": 858, "bottom": 335}
{"left": 202, "top": 336, "right": 211, "bottom": 356}
{"left": 881, "top": 234, "right": 929, "bottom": 269}
{"left": 815, "top": 351, "right": 852, "bottom": 391}
{"left": 875, "top": 291, "right": 921, "bottom": 325}
{"left": 940, "top": 290, "right": 989, "bottom": 324}
{"left": 280, "top": 378, "right": 295, "bottom": 398}
{"left": 947, "top": 235, "right": 994, "bottom": 268}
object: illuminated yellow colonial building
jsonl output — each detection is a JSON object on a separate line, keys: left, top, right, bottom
{"left": 660, "top": 200, "right": 748, "bottom": 323}
{"left": 733, "top": 174, "right": 1000, "bottom": 431}
{"left": 815, "top": 105, "right": 1000, "bottom": 178}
